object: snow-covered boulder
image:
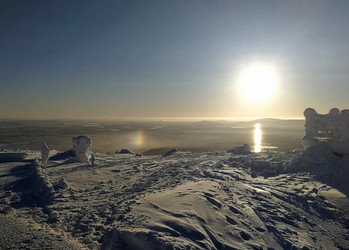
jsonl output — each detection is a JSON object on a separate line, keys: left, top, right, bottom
{"left": 53, "top": 178, "right": 69, "bottom": 190}
{"left": 72, "top": 136, "right": 92, "bottom": 163}
{"left": 227, "top": 144, "right": 251, "bottom": 154}
{"left": 116, "top": 149, "right": 134, "bottom": 155}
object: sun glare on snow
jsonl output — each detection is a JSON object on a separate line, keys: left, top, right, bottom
{"left": 238, "top": 64, "right": 278, "bottom": 103}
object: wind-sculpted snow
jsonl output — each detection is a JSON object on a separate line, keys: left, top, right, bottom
{"left": 0, "top": 148, "right": 349, "bottom": 249}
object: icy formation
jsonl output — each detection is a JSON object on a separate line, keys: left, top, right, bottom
{"left": 41, "top": 142, "right": 50, "bottom": 167}
{"left": 303, "top": 108, "right": 349, "bottom": 154}
{"left": 72, "top": 136, "right": 92, "bottom": 163}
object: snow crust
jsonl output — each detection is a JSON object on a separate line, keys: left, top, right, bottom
{"left": 0, "top": 144, "right": 349, "bottom": 249}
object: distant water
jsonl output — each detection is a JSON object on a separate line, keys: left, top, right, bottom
{"left": 0, "top": 119, "right": 305, "bottom": 155}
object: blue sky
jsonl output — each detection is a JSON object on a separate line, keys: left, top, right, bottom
{"left": 1, "top": 1, "right": 349, "bottom": 119}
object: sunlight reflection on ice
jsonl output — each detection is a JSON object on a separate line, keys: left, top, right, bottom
{"left": 254, "top": 123, "right": 262, "bottom": 153}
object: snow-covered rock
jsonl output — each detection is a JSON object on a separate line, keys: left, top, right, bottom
{"left": 115, "top": 149, "right": 134, "bottom": 155}
{"left": 227, "top": 144, "right": 251, "bottom": 154}
{"left": 53, "top": 178, "right": 69, "bottom": 190}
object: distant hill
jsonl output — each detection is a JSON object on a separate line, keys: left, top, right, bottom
{"left": 193, "top": 118, "right": 304, "bottom": 129}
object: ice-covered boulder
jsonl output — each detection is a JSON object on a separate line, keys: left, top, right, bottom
{"left": 72, "top": 136, "right": 92, "bottom": 163}
{"left": 41, "top": 142, "right": 50, "bottom": 167}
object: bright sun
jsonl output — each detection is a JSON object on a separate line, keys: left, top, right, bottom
{"left": 238, "top": 64, "right": 278, "bottom": 103}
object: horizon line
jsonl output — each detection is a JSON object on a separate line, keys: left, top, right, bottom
{"left": 0, "top": 116, "right": 304, "bottom": 121}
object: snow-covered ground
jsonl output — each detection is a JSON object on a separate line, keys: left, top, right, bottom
{"left": 0, "top": 145, "right": 349, "bottom": 249}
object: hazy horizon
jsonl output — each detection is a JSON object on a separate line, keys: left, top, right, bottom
{"left": 0, "top": 116, "right": 305, "bottom": 121}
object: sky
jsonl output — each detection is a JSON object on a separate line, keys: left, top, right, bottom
{"left": 1, "top": 0, "right": 349, "bottom": 120}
